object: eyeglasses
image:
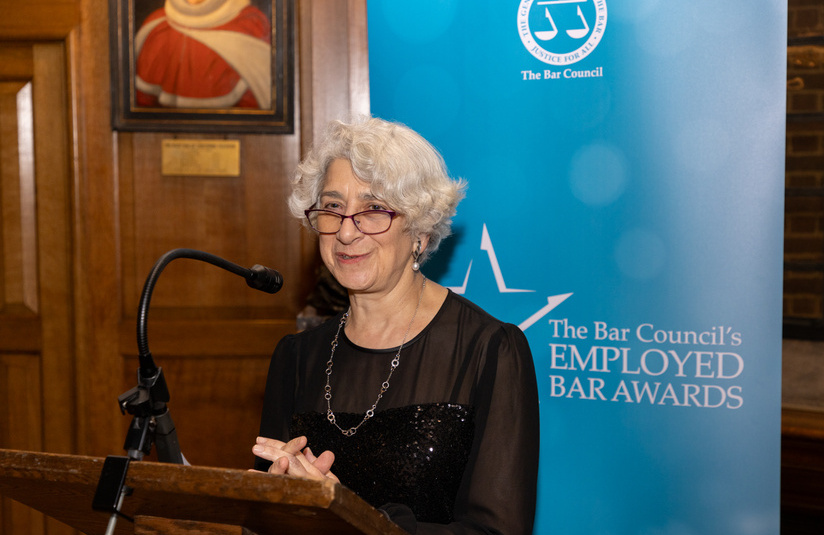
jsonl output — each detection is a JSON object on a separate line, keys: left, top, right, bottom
{"left": 304, "top": 209, "right": 398, "bottom": 235}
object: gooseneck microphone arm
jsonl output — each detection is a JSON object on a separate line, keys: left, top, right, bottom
{"left": 136, "top": 248, "right": 284, "bottom": 374}
{"left": 117, "top": 248, "right": 283, "bottom": 463}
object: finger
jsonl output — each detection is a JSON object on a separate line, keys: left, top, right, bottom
{"left": 267, "top": 456, "right": 290, "bottom": 475}
{"left": 253, "top": 437, "right": 285, "bottom": 455}
{"left": 305, "top": 447, "right": 336, "bottom": 475}
{"left": 303, "top": 448, "right": 339, "bottom": 482}
{"left": 281, "top": 436, "right": 308, "bottom": 455}
{"left": 253, "top": 438, "right": 291, "bottom": 462}
{"left": 255, "top": 436, "right": 287, "bottom": 449}
{"left": 252, "top": 443, "right": 277, "bottom": 460}
{"left": 303, "top": 446, "right": 317, "bottom": 463}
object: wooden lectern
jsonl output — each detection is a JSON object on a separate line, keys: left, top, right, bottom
{"left": 0, "top": 449, "right": 407, "bottom": 534}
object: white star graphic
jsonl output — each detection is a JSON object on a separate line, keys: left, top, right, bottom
{"left": 445, "top": 223, "right": 573, "bottom": 331}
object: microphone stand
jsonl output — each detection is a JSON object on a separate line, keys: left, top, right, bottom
{"left": 95, "top": 249, "right": 283, "bottom": 529}
{"left": 118, "top": 248, "right": 283, "bottom": 462}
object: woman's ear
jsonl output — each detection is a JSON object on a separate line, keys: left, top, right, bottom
{"left": 417, "top": 235, "right": 431, "bottom": 254}
{"left": 411, "top": 236, "right": 430, "bottom": 272}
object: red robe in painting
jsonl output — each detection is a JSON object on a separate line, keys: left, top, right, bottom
{"left": 135, "top": 0, "right": 271, "bottom": 109}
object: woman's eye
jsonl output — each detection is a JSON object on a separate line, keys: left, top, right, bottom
{"left": 322, "top": 202, "right": 342, "bottom": 211}
{"left": 368, "top": 204, "right": 387, "bottom": 211}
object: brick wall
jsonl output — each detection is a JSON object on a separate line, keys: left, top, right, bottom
{"left": 785, "top": 0, "right": 824, "bottom": 334}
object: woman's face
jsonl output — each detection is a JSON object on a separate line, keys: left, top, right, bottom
{"left": 317, "top": 159, "right": 418, "bottom": 296}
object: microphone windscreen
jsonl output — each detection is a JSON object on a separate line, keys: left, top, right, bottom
{"left": 247, "top": 264, "right": 284, "bottom": 294}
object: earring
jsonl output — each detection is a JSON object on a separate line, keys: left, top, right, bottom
{"left": 412, "top": 242, "right": 422, "bottom": 272}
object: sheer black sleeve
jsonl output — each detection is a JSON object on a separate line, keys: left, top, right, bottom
{"left": 253, "top": 333, "right": 298, "bottom": 472}
{"left": 385, "top": 323, "right": 540, "bottom": 535}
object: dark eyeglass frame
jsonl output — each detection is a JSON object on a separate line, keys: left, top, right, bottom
{"left": 304, "top": 208, "right": 398, "bottom": 235}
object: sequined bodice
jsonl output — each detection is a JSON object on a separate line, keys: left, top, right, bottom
{"left": 291, "top": 403, "right": 475, "bottom": 524}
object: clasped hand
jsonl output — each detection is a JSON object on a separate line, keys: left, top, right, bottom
{"left": 252, "top": 436, "right": 339, "bottom": 482}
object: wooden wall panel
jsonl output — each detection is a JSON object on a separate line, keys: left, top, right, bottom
{"left": 117, "top": 132, "right": 304, "bottom": 318}
{"left": 0, "top": 47, "right": 35, "bottom": 81}
{"left": 0, "top": 354, "right": 42, "bottom": 453}
{"left": 299, "top": 0, "right": 371, "bottom": 146}
{"left": 0, "top": 80, "right": 37, "bottom": 317}
{"left": 0, "top": 1, "right": 79, "bottom": 40}
{"left": 0, "top": 355, "right": 45, "bottom": 535}
{"left": 70, "top": 0, "right": 127, "bottom": 463}
{"left": 32, "top": 43, "right": 75, "bottom": 458}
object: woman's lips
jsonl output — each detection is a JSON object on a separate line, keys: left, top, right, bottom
{"left": 336, "top": 252, "right": 367, "bottom": 263}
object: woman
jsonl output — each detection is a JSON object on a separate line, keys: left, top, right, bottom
{"left": 252, "top": 117, "right": 540, "bottom": 534}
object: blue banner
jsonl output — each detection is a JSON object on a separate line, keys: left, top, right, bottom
{"left": 369, "top": 1, "right": 786, "bottom": 533}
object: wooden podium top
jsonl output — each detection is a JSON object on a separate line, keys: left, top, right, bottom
{"left": 0, "top": 449, "right": 406, "bottom": 535}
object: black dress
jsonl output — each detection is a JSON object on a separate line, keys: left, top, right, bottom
{"left": 255, "top": 291, "right": 540, "bottom": 534}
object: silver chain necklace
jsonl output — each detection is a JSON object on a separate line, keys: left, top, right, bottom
{"left": 325, "top": 276, "right": 427, "bottom": 436}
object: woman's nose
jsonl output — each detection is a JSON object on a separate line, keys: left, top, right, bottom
{"left": 336, "top": 215, "right": 362, "bottom": 242}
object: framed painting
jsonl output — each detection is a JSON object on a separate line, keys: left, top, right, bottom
{"left": 109, "top": 0, "right": 294, "bottom": 134}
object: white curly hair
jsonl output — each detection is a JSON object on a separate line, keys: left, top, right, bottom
{"left": 288, "top": 116, "right": 466, "bottom": 263}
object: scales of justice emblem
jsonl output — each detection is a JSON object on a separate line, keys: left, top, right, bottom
{"left": 518, "top": 0, "right": 607, "bottom": 66}
{"left": 534, "top": 3, "right": 590, "bottom": 40}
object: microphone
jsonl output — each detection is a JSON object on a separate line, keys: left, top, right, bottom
{"left": 247, "top": 264, "right": 284, "bottom": 294}
{"left": 117, "top": 248, "right": 283, "bottom": 463}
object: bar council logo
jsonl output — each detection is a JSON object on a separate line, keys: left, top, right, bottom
{"left": 518, "top": 0, "right": 607, "bottom": 65}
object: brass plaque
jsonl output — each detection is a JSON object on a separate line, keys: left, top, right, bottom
{"left": 161, "top": 139, "right": 241, "bottom": 177}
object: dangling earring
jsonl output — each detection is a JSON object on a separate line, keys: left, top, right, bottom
{"left": 412, "top": 242, "right": 422, "bottom": 272}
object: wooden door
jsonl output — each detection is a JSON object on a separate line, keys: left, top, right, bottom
{"left": 0, "top": 42, "right": 76, "bottom": 535}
